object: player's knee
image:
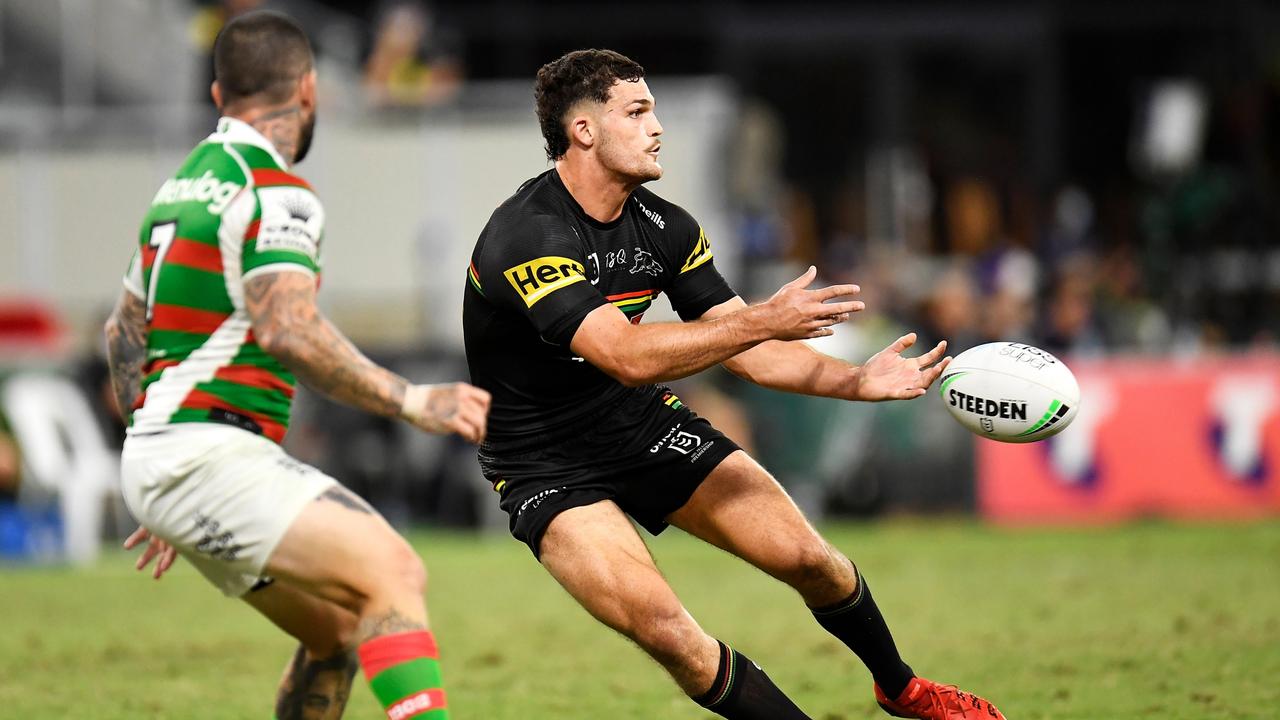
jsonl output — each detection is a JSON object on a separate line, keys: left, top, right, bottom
{"left": 630, "top": 607, "right": 701, "bottom": 666}
{"left": 388, "top": 541, "right": 428, "bottom": 599}
{"left": 783, "top": 538, "right": 842, "bottom": 590}
{"left": 359, "top": 535, "right": 427, "bottom": 606}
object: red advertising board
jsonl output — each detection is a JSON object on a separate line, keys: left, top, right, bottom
{"left": 978, "top": 354, "right": 1280, "bottom": 523}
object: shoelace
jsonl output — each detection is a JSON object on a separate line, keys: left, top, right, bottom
{"left": 905, "top": 684, "right": 987, "bottom": 719}
{"left": 936, "top": 686, "right": 998, "bottom": 718}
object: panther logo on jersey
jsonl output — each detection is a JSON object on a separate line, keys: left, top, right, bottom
{"left": 630, "top": 248, "right": 663, "bottom": 277}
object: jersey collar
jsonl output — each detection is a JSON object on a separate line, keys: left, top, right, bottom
{"left": 548, "top": 169, "right": 629, "bottom": 230}
{"left": 208, "top": 116, "right": 291, "bottom": 170}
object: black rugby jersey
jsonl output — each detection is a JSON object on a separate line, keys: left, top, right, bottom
{"left": 463, "top": 169, "right": 736, "bottom": 451}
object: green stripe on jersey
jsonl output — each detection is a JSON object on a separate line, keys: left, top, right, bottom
{"left": 192, "top": 378, "right": 292, "bottom": 416}
{"left": 151, "top": 265, "right": 235, "bottom": 313}
{"left": 147, "top": 328, "right": 218, "bottom": 357}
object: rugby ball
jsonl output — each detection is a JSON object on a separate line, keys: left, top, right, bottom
{"left": 939, "top": 342, "right": 1080, "bottom": 443}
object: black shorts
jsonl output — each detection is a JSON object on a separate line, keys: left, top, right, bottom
{"left": 478, "top": 386, "right": 741, "bottom": 558}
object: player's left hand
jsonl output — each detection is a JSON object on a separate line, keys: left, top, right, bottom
{"left": 853, "top": 333, "right": 951, "bottom": 401}
{"left": 124, "top": 525, "right": 178, "bottom": 580}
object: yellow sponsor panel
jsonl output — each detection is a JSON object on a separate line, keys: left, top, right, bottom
{"left": 505, "top": 255, "right": 587, "bottom": 307}
{"left": 681, "top": 228, "right": 714, "bottom": 273}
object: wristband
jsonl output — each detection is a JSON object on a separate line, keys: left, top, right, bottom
{"left": 401, "top": 384, "right": 431, "bottom": 423}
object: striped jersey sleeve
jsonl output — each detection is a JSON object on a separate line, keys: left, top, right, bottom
{"left": 243, "top": 168, "right": 324, "bottom": 280}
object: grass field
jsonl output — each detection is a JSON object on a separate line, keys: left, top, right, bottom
{"left": 2, "top": 519, "right": 1278, "bottom": 719}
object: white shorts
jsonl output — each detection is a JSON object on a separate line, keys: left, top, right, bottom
{"left": 121, "top": 424, "right": 337, "bottom": 597}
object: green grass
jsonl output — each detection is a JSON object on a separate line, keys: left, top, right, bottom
{"left": 2, "top": 520, "right": 1278, "bottom": 719}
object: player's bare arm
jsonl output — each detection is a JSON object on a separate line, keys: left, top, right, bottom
{"left": 571, "top": 265, "right": 862, "bottom": 386}
{"left": 244, "top": 270, "right": 490, "bottom": 442}
{"left": 103, "top": 289, "right": 149, "bottom": 416}
{"left": 702, "top": 295, "right": 953, "bottom": 401}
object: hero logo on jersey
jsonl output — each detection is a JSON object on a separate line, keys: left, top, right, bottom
{"left": 505, "top": 256, "right": 587, "bottom": 307}
{"left": 256, "top": 187, "right": 323, "bottom": 261}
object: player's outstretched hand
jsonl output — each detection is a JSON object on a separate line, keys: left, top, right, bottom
{"left": 758, "top": 266, "right": 864, "bottom": 341}
{"left": 123, "top": 525, "right": 178, "bottom": 580}
{"left": 854, "top": 332, "right": 952, "bottom": 401}
{"left": 401, "top": 382, "right": 492, "bottom": 444}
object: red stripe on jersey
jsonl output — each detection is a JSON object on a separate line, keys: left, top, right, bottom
{"left": 131, "top": 391, "right": 147, "bottom": 411}
{"left": 605, "top": 288, "right": 656, "bottom": 301}
{"left": 150, "top": 304, "right": 230, "bottom": 334}
{"left": 213, "top": 365, "right": 295, "bottom": 398}
{"left": 141, "top": 244, "right": 159, "bottom": 271}
{"left": 166, "top": 238, "right": 223, "bottom": 273}
{"left": 144, "top": 358, "right": 180, "bottom": 375}
{"left": 179, "top": 389, "right": 286, "bottom": 443}
{"left": 252, "top": 169, "right": 311, "bottom": 189}
{"left": 245, "top": 219, "right": 261, "bottom": 240}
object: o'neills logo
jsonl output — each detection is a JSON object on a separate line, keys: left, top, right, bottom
{"left": 504, "top": 256, "right": 586, "bottom": 307}
{"left": 388, "top": 691, "right": 440, "bottom": 720}
{"left": 151, "top": 170, "right": 242, "bottom": 215}
{"left": 948, "top": 389, "right": 1028, "bottom": 420}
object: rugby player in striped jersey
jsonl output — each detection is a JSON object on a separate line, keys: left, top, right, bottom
{"left": 105, "top": 11, "right": 485, "bottom": 720}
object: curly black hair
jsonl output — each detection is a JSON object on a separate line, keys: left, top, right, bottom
{"left": 535, "top": 49, "right": 646, "bottom": 161}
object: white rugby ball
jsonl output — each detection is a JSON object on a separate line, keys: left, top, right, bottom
{"left": 938, "top": 341, "right": 1080, "bottom": 443}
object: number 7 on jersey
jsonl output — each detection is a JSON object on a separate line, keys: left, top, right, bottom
{"left": 145, "top": 220, "right": 178, "bottom": 322}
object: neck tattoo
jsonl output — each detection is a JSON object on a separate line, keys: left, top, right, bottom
{"left": 250, "top": 105, "right": 302, "bottom": 164}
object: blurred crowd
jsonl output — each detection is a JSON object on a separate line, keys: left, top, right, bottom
{"left": 190, "top": 0, "right": 464, "bottom": 112}
{"left": 726, "top": 96, "right": 1279, "bottom": 359}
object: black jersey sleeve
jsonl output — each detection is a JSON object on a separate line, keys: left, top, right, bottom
{"left": 477, "top": 214, "right": 608, "bottom": 346}
{"left": 663, "top": 210, "right": 737, "bottom": 321}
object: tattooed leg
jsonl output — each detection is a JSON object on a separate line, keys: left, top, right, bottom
{"left": 275, "top": 644, "right": 358, "bottom": 720}
{"left": 357, "top": 606, "right": 427, "bottom": 642}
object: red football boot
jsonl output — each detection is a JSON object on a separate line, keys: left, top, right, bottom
{"left": 874, "top": 677, "right": 1006, "bottom": 719}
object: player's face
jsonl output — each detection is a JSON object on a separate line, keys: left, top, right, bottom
{"left": 595, "top": 79, "right": 663, "bottom": 183}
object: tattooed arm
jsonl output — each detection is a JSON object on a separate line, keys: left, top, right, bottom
{"left": 104, "top": 290, "right": 149, "bottom": 418}
{"left": 243, "top": 271, "right": 491, "bottom": 442}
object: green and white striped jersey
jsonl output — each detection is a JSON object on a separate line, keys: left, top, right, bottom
{"left": 122, "top": 117, "right": 324, "bottom": 443}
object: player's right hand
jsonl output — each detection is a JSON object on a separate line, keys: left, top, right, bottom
{"left": 758, "top": 266, "right": 864, "bottom": 340}
{"left": 124, "top": 525, "right": 178, "bottom": 580}
{"left": 400, "top": 382, "right": 492, "bottom": 444}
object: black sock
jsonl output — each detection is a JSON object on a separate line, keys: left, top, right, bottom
{"left": 694, "top": 641, "right": 811, "bottom": 720}
{"left": 810, "top": 568, "right": 914, "bottom": 700}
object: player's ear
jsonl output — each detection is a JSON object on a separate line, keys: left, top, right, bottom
{"left": 210, "top": 81, "right": 223, "bottom": 111}
{"left": 298, "top": 70, "right": 317, "bottom": 112}
{"left": 568, "top": 113, "right": 594, "bottom": 151}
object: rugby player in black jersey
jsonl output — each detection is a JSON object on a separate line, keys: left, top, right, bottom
{"left": 463, "top": 49, "right": 1006, "bottom": 720}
